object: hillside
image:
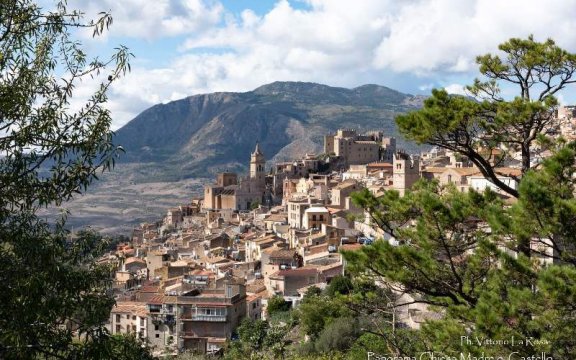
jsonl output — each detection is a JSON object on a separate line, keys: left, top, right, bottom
{"left": 113, "top": 81, "right": 425, "bottom": 182}
{"left": 48, "top": 81, "right": 425, "bottom": 233}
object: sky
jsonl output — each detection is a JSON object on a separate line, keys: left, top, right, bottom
{"left": 65, "top": 0, "right": 576, "bottom": 129}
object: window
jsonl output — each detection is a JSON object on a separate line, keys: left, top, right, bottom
{"left": 115, "top": 314, "right": 120, "bottom": 322}
{"left": 132, "top": 315, "right": 136, "bottom": 320}
{"left": 312, "top": 215, "right": 316, "bottom": 221}
{"left": 155, "top": 325, "right": 159, "bottom": 331}
{"left": 155, "top": 334, "right": 160, "bottom": 338}
{"left": 116, "top": 325, "right": 121, "bottom": 333}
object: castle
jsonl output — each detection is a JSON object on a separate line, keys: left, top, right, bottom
{"left": 203, "top": 143, "right": 267, "bottom": 211}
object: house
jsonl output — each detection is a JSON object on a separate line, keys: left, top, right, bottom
{"left": 246, "top": 294, "right": 263, "bottom": 320}
{"left": 175, "top": 278, "right": 247, "bottom": 354}
{"left": 108, "top": 302, "right": 148, "bottom": 340}
{"left": 244, "top": 234, "right": 285, "bottom": 263}
{"left": 302, "top": 206, "right": 330, "bottom": 230}
{"left": 267, "top": 267, "right": 319, "bottom": 297}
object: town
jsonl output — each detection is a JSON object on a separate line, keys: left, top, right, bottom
{"left": 102, "top": 105, "right": 576, "bottom": 356}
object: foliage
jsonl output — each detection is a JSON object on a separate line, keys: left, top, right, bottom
{"left": 250, "top": 201, "right": 260, "bottom": 210}
{"left": 303, "top": 285, "right": 322, "bottom": 299}
{"left": 224, "top": 318, "right": 290, "bottom": 360}
{"left": 0, "top": 0, "right": 139, "bottom": 358}
{"left": 325, "top": 275, "right": 353, "bottom": 296}
{"left": 296, "top": 293, "right": 350, "bottom": 340}
{"left": 396, "top": 36, "right": 576, "bottom": 198}
{"left": 313, "top": 316, "right": 362, "bottom": 353}
{"left": 345, "top": 37, "right": 576, "bottom": 359}
{"left": 347, "top": 155, "right": 576, "bottom": 356}
{"left": 266, "top": 295, "right": 291, "bottom": 316}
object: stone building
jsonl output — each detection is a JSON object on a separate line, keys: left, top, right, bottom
{"left": 392, "top": 152, "right": 420, "bottom": 196}
{"left": 324, "top": 129, "right": 396, "bottom": 165}
{"left": 203, "top": 144, "right": 267, "bottom": 211}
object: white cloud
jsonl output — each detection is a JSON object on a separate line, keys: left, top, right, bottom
{"left": 444, "top": 83, "right": 467, "bottom": 96}
{"left": 72, "top": 0, "right": 224, "bottom": 39}
{"left": 86, "top": 0, "right": 576, "bottom": 129}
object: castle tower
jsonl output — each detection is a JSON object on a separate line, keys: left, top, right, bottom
{"left": 250, "top": 142, "right": 266, "bottom": 190}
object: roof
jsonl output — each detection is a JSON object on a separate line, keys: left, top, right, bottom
{"left": 340, "top": 243, "right": 363, "bottom": 251}
{"left": 264, "top": 214, "right": 287, "bottom": 222}
{"left": 246, "top": 294, "right": 262, "bottom": 302}
{"left": 147, "top": 295, "right": 165, "bottom": 305}
{"left": 422, "top": 167, "right": 447, "bottom": 173}
{"left": 112, "top": 302, "right": 148, "bottom": 317}
{"left": 367, "top": 162, "right": 393, "bottom": 168}
{"left": 140, "top": 285, "right": 160, "bottom": 293}
{"left": 250, "top": 235, "right": 282, "bottom": 245}
{"left": 276, "top": 267, "right": 318, "bottom": 277}
{"left": 332, "top": 180, "right": 358, "bottom": 190}
{"left": 268, "top": 249, "right": 295, "bottom": 259}
{"left": 170, "top": 260, "right": 190, "bottom": 267}
{"left": 125, "top": 257, "right": 146, "bottom": 265}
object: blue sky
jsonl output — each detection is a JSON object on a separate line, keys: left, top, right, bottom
{"left": 68, "top": 0, "right": 576, "bottom": 129}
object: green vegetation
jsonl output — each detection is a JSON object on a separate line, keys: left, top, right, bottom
{"left": 0, "top": 1, "right": 151, "bottom": 359}
{"left": 344, "top": 36, "right": 576, "bottom": 358}
{"left": 266, "top": 295, "right": 292, "bottom": 316}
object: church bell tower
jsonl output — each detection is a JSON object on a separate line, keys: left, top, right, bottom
{"left": 250, "top": 142, "right": 266, "bottom": 189}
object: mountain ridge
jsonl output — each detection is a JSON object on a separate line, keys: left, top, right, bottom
{"left": 113, "top": 81, "right": 425, "bottom": 182}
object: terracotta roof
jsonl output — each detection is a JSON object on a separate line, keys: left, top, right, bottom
{"left": 422, "top": 167, "right": 447, "bottom": 173}
{"left": 147, "top": 295, "right": 165, "bottom": 305}
{"left": 448, "top": 167, "right": 479, "bottom": 176}
{"left": 332, "top": 180, "right": 358, "bottom": 190}
{"left": 493, "top": 167, "right": 522, "bottom": 177}
{"left": 268, "top": 249, "right": 295, "bottom": 259}
{"left": 141, "top": 286, "right": 160, "bottom": 293}
{"left": 112, "top": 302, "right": 148, "bottom": 317}
{"left": 275, "top": 267, "right": 318, "bottom": 277}
{"left": 125, "top": 257, "right": 146, "bottom": 265}
{"left": 340, "top": 243, "right": 363, "bottom": 251}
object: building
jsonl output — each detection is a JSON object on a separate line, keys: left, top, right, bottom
{"left": 392, "top": 152, "right": 420, "bottom": 196}
{"left": 324, "top": 129, "right": 396, "bottom": 165}
{"left": 108, "top": 302, "right": 148, "bottom": 339}
{"left": 330, "top": 180, "right": 360, "bottom": 208}
{"left": 302, "top": 206, "right": 330, "bottom": 230}
{"left": 203, "top": 144, "right": 267, "bottom": 211}
{"left": 175, "top": 279, "right": 247, "bottom": 354}
{"left": 287, "top": 198, "right": 310, "bottom": 229}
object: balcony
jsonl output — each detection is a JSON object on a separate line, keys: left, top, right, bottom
{"left": 181, "top": 313, "right": 227, "bottom": 322}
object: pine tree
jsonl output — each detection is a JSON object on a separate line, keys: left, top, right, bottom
{"left": 344, "top": 37, "right": 576, "bottom": 359}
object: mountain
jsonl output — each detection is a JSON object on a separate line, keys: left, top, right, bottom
{"left": 113, "top": 81, "right": 426, "bottom": 182}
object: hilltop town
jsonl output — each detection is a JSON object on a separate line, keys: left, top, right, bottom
{"left": 102, "top": 106, "right": 576, "bottom": 356}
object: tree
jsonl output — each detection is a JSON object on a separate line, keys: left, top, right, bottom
{"left": 224, "top": 318, "right": 290, "bottom": 360}
{"left": 0, "top": 1, "right": 141, "bottom": 358}
{"left": 396, "top": 36, "right": 576, "bottom": 199}
{"left": 325, "top": 275, "right": 353, "bottom": 296}
{"left": 266, "top": 295, "right": 291, "bottom": 316}
{"left": 345, "top": 37, "right": 576, "bottom": 359}
{"left": 296, "top": 294, "right": 349, "bottom": 340}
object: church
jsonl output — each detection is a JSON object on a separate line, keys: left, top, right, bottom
{"left": 203, "top": 143, "right": 267, "bottom": 211}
